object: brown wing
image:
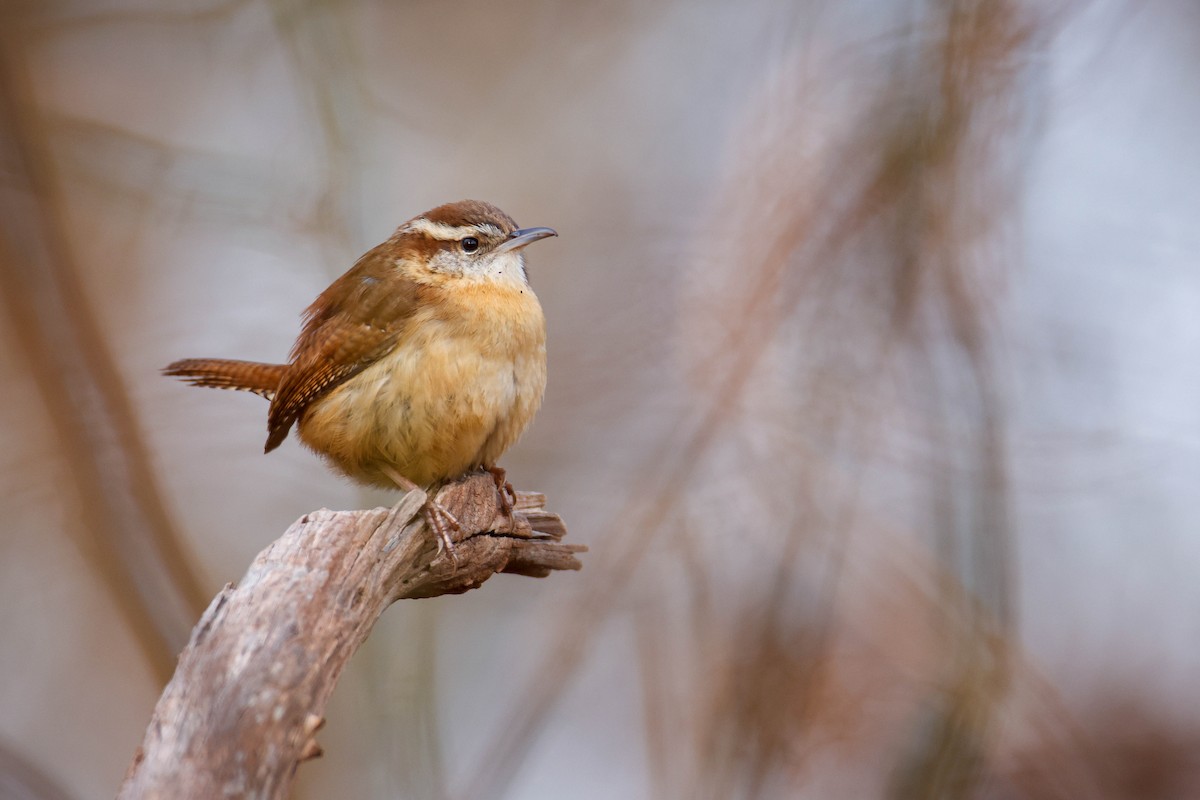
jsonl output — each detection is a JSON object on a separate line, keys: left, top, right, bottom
{"left": 265, "top": 244, "right": 425, "bottom": 452}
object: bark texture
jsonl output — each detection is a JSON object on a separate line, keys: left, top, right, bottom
{"left": 119, "top": 472, "right": 581, "bottom": 799}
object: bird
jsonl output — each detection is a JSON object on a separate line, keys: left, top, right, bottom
{"left": 164, "top": 199, "right": 555, "bottom": 559}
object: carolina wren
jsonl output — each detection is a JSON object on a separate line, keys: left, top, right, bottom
{"left": 165, "top": 199, "right": 555, "bottom": 554}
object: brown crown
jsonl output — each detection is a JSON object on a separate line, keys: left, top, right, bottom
{"left": 422, "top": 200, "right": 518, "bottom": 234}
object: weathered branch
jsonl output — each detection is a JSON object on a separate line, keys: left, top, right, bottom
{"left": 119, "top": 472, "right": 582, "bottom": 799}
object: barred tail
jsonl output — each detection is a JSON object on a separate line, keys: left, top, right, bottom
{"left": 163, "top": 358, "right": 286, "bottom": 400}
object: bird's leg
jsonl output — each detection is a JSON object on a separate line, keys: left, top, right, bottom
{"left": 485, "top": 464, "right": 516, "bottom": 517}
{"left": 380, "top": 466, "right": 460, "bottom": 565}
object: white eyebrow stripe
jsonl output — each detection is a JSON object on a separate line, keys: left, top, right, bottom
{"left": 401, "top": 218, "right": 484, "bottom": 241}
{"left": 400, "top": 218, "right": 507, "bottom": 241}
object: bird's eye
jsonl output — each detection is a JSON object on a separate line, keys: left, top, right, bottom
{"left": 461, "top": 237, "right": 480, "bottom": 253}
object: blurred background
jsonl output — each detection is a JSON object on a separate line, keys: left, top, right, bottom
{"left": 2, "top": 0, "right": 1199, "bottom": 797}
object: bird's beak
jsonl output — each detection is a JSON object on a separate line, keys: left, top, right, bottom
{"left": 496, "top": 226, "right": 557, "bottom": 254}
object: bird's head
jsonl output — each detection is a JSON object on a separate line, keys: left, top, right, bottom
{"left": 393, "top": 199, "right": 556, "bottom": 287}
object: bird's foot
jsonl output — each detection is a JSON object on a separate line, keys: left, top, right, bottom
{"left": 381, "top": 466, "right": 460, "bottom": 568}
{"left": 422, "top": 500, "right": 461, "bottom": 567}
{"left": 485, "top": 464, "right": 517, "bottom": 518}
